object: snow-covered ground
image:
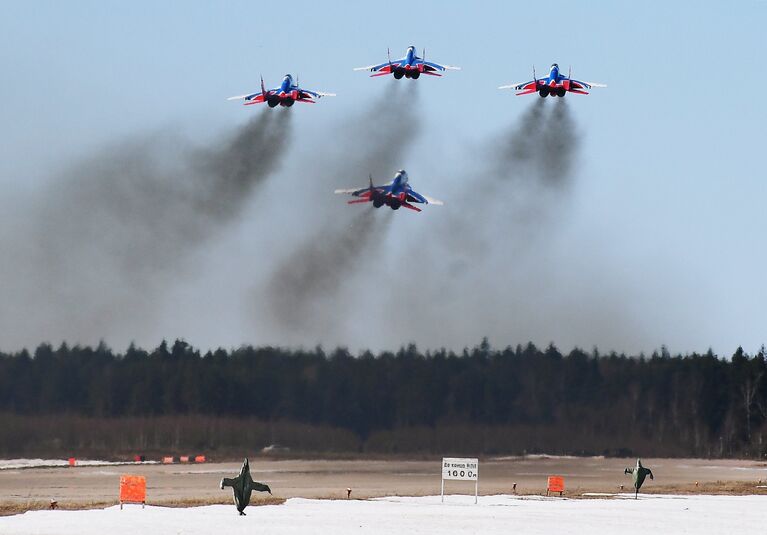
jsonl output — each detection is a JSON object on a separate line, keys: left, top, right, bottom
{"left": 1, "top": 494, "right": 764, "bottom": 534}
{"left": 0, "top": 459, "right": 157, "bottom": 470}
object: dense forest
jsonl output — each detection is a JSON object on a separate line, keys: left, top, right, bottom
{"left": 0, "top": 340, "right": 765, "bottom": 459}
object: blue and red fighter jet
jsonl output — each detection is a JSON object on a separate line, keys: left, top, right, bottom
{"left": 335, "top": 170, "right": 443, "bottom": 212}
{"left": 499, "top": 64, "right": 606, "bottom": 97}
{"left": 228, "top": 74, "right": 335, "bottom": 107}
{"left": 354, "top": 46, "right": 460, "bottom": 79}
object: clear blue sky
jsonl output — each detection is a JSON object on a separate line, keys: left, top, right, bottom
{"left": 0, "top": 0, "right": 765, "bottom": 354}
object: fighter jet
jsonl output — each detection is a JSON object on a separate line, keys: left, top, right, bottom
{"left": 228, "top": 74, "right": 335, "bottom": 107}
{"left": 354, "top": 46, "right": 460, "bottom": 79}
{"left": 335, "top": 170, "right": 443, "bottom": 212}
{"left": 220, "top": 458, "right": 272, "bottom": 515}
{"left": 624, "top": 458, "right": 654, "bottom": 499}
{"left": 499, "top": 64, "right": 606, "bottom": 97}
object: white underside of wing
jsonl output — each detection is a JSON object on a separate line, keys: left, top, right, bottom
{"left": 227, "top": 94, "right": 250, "bottom": 101}
{"left": 586, "top": 82, "right": 607, "bottom": 88}
{"left": 423, "top": 195, "right": 444, "bottom": 206}
{"left": 499, "top": 81, "right": 531, "bottom": 90}
{"left": 334, "top": 188, "right": 358, "bottom": 194}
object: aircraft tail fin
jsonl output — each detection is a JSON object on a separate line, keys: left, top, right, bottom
{"left": 568, "top": 65, "right": 572, "bottom": 79}
{"left": 387, "top": 47, "right": 392, "bottom": 67}
{"left": 369, "top": 173, "right": 374, "bottom": 190}
{"left": 260, "top": 75, "right": 266, "bottom": 99}
{"left": 533, "top": 65, "right": 537, "bottom": 82}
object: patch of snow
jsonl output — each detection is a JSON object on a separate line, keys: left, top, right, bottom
{"left": 0, "top": 459, "right": 158, "bottom": 470}
{"left": 0, "top": 494, "right": 764, "bottom": 534}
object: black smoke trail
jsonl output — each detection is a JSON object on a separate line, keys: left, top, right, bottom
{"left": 0, "top": 111, "right": 292, "bottom": 347}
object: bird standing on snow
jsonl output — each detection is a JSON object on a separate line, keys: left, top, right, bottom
{"left": 220, "top": 458, "right": 272, "bottom": 515}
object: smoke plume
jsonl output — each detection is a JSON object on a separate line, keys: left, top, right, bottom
{"left": 0, "top": 111, "right": 292, "bottom": 348}
{"left": 260, "top": 84, "right": 419, "bottom": 340}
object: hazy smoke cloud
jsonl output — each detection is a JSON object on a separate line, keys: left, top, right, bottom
{"left": 0, "top": 111, "right": 291, "bottom": 348}
{"left": 259, "top": 84, "right": 419, "bottom": 341}
{"left": 267, "top": 209, "right": 393, "bottom": 332}
{"left": 370, "top": 98, "right": 617, "bottom": 351}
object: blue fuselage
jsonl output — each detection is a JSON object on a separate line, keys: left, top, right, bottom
{"left": 389, "top": 171, "right": 409, "bottom": 195}
{"left": 548, "top": 65, "right": 560, "bottom": 83}
{"left": 405, "top": 47, "right": 416, "bottom": 65}
{"left": 279, "top": 75, "right": 293, "bottom": 93}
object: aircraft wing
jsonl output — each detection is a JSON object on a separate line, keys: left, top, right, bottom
{"left": 334, "top": 185, "right": 388, "bottom": 197}
{"left": 227, "top": 93, "right": 268, "bottom": 104}
{"left": 498, "top": 80, "right": 536, "bottom": 91}
{"left": 406, "top": 189, "right": 443, "bottom": 206}
{"left": 421, "top": 60, "right": 460, "bottom": 72}
{"left": 300, "top": 89, "right": 336, "bottom": 99}
{"left": 227, "top": 93, "right": 254, "bottom": 101}
{"left": 570, "top": 79, "right": 607, "bottom": 89}
{"left": 353, "top": 58, "right": 405, "bottom": 72}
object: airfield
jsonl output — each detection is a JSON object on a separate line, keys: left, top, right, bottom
{"left": 1, "top": 456, "right": 765, "bottom": 509}
{"left": 2, "top": 457, "right": 767, "bottom": 535}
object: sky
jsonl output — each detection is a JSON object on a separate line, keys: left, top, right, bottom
{"left": 0, "top": 0, "right": 765, "bottom": 355}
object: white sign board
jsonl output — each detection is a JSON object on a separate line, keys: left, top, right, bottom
{"left": 441, "top": 457, "right": 479, "bottom": 503}
{"left": 442, "top": 458, "right": 479, "bottom": 481}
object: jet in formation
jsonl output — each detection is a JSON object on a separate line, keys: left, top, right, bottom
{"left": 499, "top": 63, "right": 606, "bottom": 97}
{"left": 228, "top": 74, "right": 335, "bottom": 107}
{"left": 335, "top": 170, "right": 443, "bottom": 212}
{"left": 354, "top": 46, "right": 460, "bottom": 79}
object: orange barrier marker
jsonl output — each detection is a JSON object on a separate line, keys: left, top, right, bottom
{"left": 194, "top": 455, "right": 206, "bottom": 463}
{"left": 162, "top": 456, "right": 174, "bottom": 464}
{"left": 119, "top": 475, "right": 146, "bottom": 509}
{"left": 547, "top": 475, "right": 565, "bottom": 496}
{"left": 68, "top": 458, "right": 77, "bottom": 467}
{"left": 179, "top": 455, "right": 190, "bottom": 463}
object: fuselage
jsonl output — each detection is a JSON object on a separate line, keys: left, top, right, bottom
{"left": 278, "top": 75, "right": 294, "bottom": 94}
{"left": 548, "top": 64, "right": 560, "bottom": 82}
{"left": 405, "top": 46, "right": 416, "bottom": 65}
{"left": 389, "top": 170, "right": 410, "bottom": 194}
{"left": 266, "top": 74, "right": 300, "bottom": 107}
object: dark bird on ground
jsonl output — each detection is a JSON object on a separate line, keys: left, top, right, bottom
{"left": 220, "top": 458, "right": 272, "bottom": 515}
{"left": 624, "top": 458, "right": 654, "bottom": 499}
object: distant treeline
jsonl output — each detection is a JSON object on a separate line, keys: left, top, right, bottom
{"left": 0, "top": 340, "right": 765, "bottom": 458}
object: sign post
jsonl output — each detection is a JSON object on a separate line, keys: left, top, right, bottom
{"left": 441, "top": 457, "right": 479, "bottom": 504}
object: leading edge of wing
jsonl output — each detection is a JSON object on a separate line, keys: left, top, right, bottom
{"left": 353, "top": 58, "right": 405, "bottom": 72}
{"left": 421, "top": 60, "right": 460, "bottom": 71}
{"left": 227, "top": 93, "right": 254, "bottom": 101}
{"left": 498, "top": 81, "right": 532, "bottom": 90}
